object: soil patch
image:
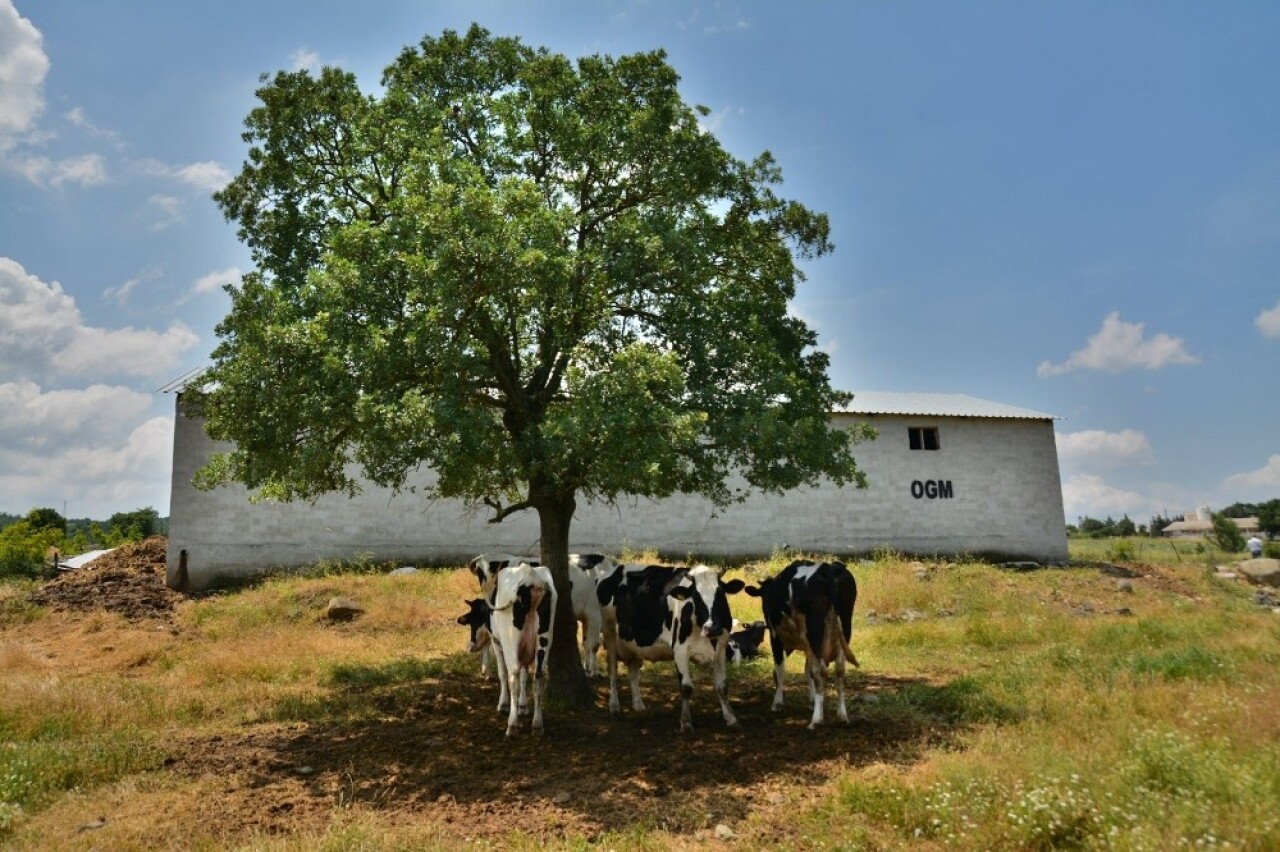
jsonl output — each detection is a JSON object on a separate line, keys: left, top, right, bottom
{"left": 28, "top": 536, "right": 180, "bottom": 622}
{"left": 168, "top": 669, "right": 942, "bottom": 844}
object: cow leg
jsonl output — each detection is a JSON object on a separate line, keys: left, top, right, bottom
{"left": 673, "top": 643, "right": 695, "bottom": 733}
{"left": 480, "top": 643, "right": 493, "bottom": 680}
{"left": 628, "top": 662, "right": 646, "bottom": 712}
{"left": 505, "top": 663, "right": 523, "bottom": 737}
{"left": 492, "top": 639, "right": 511, "bottom": 712}
{"left": 517, "top": 667, "right": 530, "bottom": 716}
{"left": 807, "top": 656, "right": 826, "bottom": 730}
{"left": 769, "top": 633, "right": 787, "bottom": 712}
{"left": 531, "top": 649, "right": 548, "bottom": 736}
{"left": 604, "top": 616, "right": 619, "bottom": 711}
{"left": 713, "top": 640, "right": 740, "bottom": 729}
{"left": 583, "top": 610, "right": 602, "bottom": 677}
{"left": 834, "top": 649, "right": 849, "bottom": 724}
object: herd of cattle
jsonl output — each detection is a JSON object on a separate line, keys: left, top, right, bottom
{"left": 456, "top": 553, "right": 859, "bottom": 737}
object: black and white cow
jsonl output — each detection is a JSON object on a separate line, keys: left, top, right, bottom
{"left": 468, "top": 554, "right": 538, "bottom": 679}
{"left": 745, "top": 559, "right": 858, "bottom": 729}
{"left": 595, "top": 562, "right": 746, "bottom": 732}
{"left": 568, "top": 553, "right": 619, "bottom": 676}
{"left": 457, "top": 596, "right": 530, "bottom": 717}
{"left": 481, "top": 561, "right": 557, "bottom": 736}
{"left": 468, "top": 552, "right": 616, "bottom": 677}
{"left": 726, "top": 620, "right": 768, "bottom": 664}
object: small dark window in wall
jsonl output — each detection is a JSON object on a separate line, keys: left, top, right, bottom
{"left": 909, "top": 426, "right": 940, "bottom": 451}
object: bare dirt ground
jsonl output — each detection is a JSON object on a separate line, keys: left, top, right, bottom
{"left": 165, "top": 670, "right": 939, "bottom": 845}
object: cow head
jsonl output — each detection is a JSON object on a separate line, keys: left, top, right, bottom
{"left": 456, "top": 597, "right": 493, "bottom": 653}
{"left": 669, "top": 566, "right": 746, "bottom": 639}
{"left": 744, "top": 574, "right": 789, "bottom": 629}
{"left": 469, "top": 554, "right": 540, "bottom": 597}
{"left": 727, "top": 620, "right": 767, "bottom": 661}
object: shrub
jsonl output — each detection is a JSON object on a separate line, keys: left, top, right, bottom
{"left": 0, "top": 522, "right": 62, "bottom": 581}
{"left": 1209, "top": 513, "right": 1245, "bottom": 553}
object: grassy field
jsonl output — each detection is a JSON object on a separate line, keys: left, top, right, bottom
{"left": 1, "top": 542, "right": 1278, "bottom": 850}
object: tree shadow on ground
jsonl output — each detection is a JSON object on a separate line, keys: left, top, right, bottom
{"left": 171, "top": 654, "right": 1009, "bottom": 841}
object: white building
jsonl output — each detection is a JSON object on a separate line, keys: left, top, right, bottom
{"left": 166, "top": 390, "right": 1068, "bottom": 590}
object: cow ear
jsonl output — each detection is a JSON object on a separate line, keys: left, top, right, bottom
{"left": 668, "top": 587, "right": 691, "bottom": 601}
{"left": 744, "top": 585, "right": 762, "bottom": 597}
{"left": 722, "top": 579, "right": 746, "bottom": 594}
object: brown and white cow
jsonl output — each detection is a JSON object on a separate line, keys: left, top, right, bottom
{"left": 745, "top": 559, "right": 859, "bottom": 729}
{"left": 595, "top": 563, "right": 745, "bottom": 732}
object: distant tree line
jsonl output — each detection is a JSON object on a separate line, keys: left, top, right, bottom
{"left": 1068, "top": 498, "right": 1280, "bottom": 555}
{"left": 0, "top": 507, "right": 167, "bottom": 580}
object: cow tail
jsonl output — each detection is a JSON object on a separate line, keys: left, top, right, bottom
{"left": 839, "top": 621, "right": 860, "bottom": 668}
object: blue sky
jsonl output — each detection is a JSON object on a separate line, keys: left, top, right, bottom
{"left": 2, "top": 1, "right": 1277, "bottom": 524}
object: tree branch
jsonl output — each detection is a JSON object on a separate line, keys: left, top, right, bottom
{"left": 484, "top": 497, "right": 535, "bottom": 524}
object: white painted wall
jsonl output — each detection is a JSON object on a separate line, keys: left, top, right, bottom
{"left": 167, "top": 399, "right": 1067, "bottom": 590}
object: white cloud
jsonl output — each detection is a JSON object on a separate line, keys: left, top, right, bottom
{"left": 173, "top": 160, "right": 231, "bottom": 192}
{"left": 65, "top": 106, "right": 122, "bottom": 146}
{"left": 1061, "top": 473, "right": 1148, "bottom": 522}
{"left": 1038, "top": 311, "right": 1200, "bottom": 377}
{"left": 189, "top": 266, "right": 241, "bottom": 299}
{"left": 1221, "top": 454, "right": 1280, "bottom": 494}
{"left": 1256, "top": 301, "right": 1280, "bottom": 339}
{"left": 290, "top": 48, "right": 321, "bottom": 73}
{"left": 0, "top": 409, "right": 173, "bottom": 518}
{"left": 9, "top": 152, "right": 108, "bottom": 187}
{"left": 0, "top": 0, "right": 48, "bottom": 151}
{"left": 141, "top": 158, "right": 232, "bottom": 193}
{"left": 0, "top": 381, "right": 152, "bottom": 451}
{"left": 1056, "top": 429, "right": 1155, "bottom": 469}
{"left": 103, "top": 266, "right": 160, "bottom": 306}
{"left": 0, "top": 256, "right": 200, "bottom": 381}
{"left": 150, "top": 193, "right": 184, "bottom": 229}
{"left": 699, "top": 105, "right": 745, "bottom": 135}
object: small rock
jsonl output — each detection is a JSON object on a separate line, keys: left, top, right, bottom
{"left": 325, "top": 597, "right": 364, "bottom": 621}
{"left": 855, "top": 693, "right": 881, "bottom": 704}
{"left": 552, "top": 791, "right": 571, "bottom": 805}
{"left": 77, "top": 817, "right": 107, "bottom": 832}
{"left": 767, "top": 791, "right": 787, "bottom": 805}
{"left": 1237, "top": 558, "right": 1280, "bottom": 588}
{"left": 1099, "top": 562, "right": 1139, "bottom": 579}
{"left": 1115, "top": 579, "right": 1133, "bottom": 593}
{"left": 715, "top": 824, "right": 737, "bottom": 840}
{"left": 295, "top": 765, "right": 315, "bottom": 776}
{"left": 388, "top": 566, "right": 418, "bottom": 576}
{"left": 1216, "top": 572, "right": 1239, "bottom": 581}
{"left": 901, "top": 608, "right": 925, "bottom": 622}
{"left": 1114, "top": 607, "right": 1134, "bottom": 616}
{"left": 1072, "top": 603, "right": 1095, "bottom": 617}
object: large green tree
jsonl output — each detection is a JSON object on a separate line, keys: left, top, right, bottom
{"left": 194, "top": 25, "right": 870, "bottom": 704}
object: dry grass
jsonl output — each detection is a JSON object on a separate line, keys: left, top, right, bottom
{"left": 2, "top": 548, "right": 1279, "bottom": 849}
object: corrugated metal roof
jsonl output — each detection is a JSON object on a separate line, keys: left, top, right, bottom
{"left": 155, "top": 368, "right": 206, "bottom": 394}
{"left": 156, "top": 370, "right": 1057, "bottom": 421}
{"left": 836, "top": 391, "right": 1059, "bottom": 420}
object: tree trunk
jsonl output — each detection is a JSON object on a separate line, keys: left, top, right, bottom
{"left": 537, "top": 492, "right": 595, "bottom": 708}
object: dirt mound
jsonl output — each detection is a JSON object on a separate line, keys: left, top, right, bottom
{"left": 29, "top": 536, "right": 181, "bottom": 621}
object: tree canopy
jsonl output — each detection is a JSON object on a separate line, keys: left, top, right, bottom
{"left": 193, "top": 25, "right": 871, "bottom": 701}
